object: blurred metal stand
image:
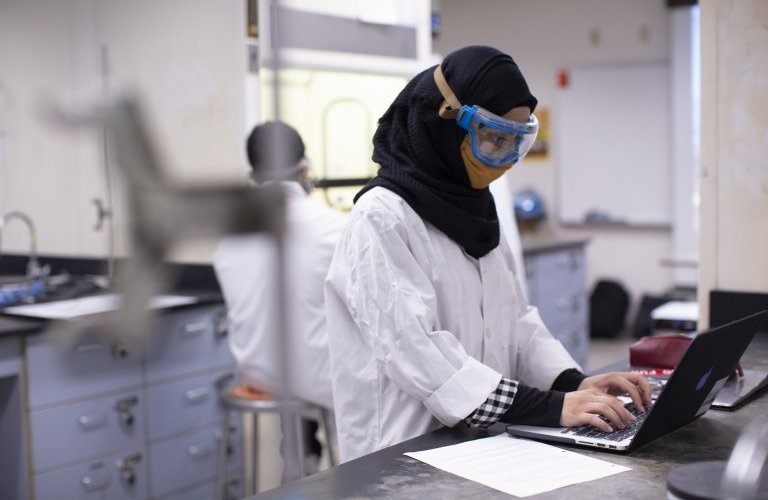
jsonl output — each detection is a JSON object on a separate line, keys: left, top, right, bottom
{"left": 47, "top": 95, "right": 292, "bottom": 499}
{"left": 721, "top": 418, "right": 768, "bottom": 500}
{"left": 666, "top": 417, "right": 768, "bottom": 499}
{"left": 45, "top": 1, "right": 300, "bottom": 496}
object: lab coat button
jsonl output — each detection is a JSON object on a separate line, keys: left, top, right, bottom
{"left": 485, "top": 327, "right": 492, "bottom": 338}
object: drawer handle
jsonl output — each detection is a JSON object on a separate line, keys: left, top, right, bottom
{"left": 78, "top": 413, "right": 108, "bottom": 430}
{"left": 184, "top": 387, "right": 210, "bottom": 403}
{"left": 75, "top": 343, "right": 105, "bottom": 353}
{"left": 81, "top": 473, "right": 110, "bottom": 492}
{"left": 187, "top": 444, "right": 212, "bottom": 459}
{"left": 180, "top": 322, "right": 208, "bottom": 337}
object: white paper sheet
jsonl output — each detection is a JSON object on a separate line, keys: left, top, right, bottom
{"left": 2, "top": 293, "right": 198, "bottom": 319}
{"left": 405, "top": 433, "right": 630, "bottom": 497}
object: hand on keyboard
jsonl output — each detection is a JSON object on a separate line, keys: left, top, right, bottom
{"left": 561, "top": 402, "right": 653, "bottom": 442}
{"left": 560, "top": 388, "right": 637, "bottom": 432}
{"left": 577, "top": 372, "right": 654, "bottom": 412}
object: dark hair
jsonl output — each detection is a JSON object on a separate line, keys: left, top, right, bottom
{"left": 245, "top": 121, "right": 305, "bottom": 181}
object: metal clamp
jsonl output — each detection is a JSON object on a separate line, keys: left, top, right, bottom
{"left": 112, "top": 342, "right": 129, "bottom": 359}
{"left": 116, "top": 453, "right": 142, "bottom": 488}
{"left": 115, "top": 395, "right": 139, "bottom": 428}
{"left": 721, "top": 418, "right": 768, "bottom": 499}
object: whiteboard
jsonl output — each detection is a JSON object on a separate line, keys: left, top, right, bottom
{"left": 556, "top": 63, "right": 671, "bottom": 227}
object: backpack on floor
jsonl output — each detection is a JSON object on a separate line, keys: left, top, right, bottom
{"left": 590, "top": 280, "right": 630, "bottom": 338}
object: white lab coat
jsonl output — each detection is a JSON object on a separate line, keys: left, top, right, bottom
{"left": 213, "top": 181, "right": 346, "bottom": 409}
{"left": 490, "top": 175, "right": 529, "bottom": 302}
{"left": 325, "top": 187, "right": 579, "bottom": 461}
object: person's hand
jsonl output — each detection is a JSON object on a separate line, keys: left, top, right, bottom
{"left": 578, "top": 372, "right": 653, "bottom": 412}
{"left": 561, "top": 389, "right": 636, "bottom": 432}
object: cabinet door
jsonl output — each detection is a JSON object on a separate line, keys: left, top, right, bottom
{"left": 96, "top": 0, "right": 247, "bottom": 185}
{"left": 145, "top": 369, "right": 233, "bottom": 440}
{"left": 148, "top": 426, "right": 242, "bottom": 498}
{"left": 158, "top": 474, "right": 243, "bottom": 500}
{"left": 30, "top": 391, "right": 144, "bottom": 472}
{"left": 0, "top": 0, "right": 109, "bottom": 256}
{"left": 527, "top": 248, "right": 586, "bottom": 297}
{"left": 525, "top": 245, "right": 589, "bottom": 367}
{"left": 34, "top": 449, "right": 148, "bottom": 500}
{"left": 26, "top": 325, "right": 142, "bottom": 408}
{"left": 145, "top": 305, "right": 233, "bottom": 382}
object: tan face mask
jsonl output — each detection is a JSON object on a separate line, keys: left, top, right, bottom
{"left": 461, "top": 136, "right": 514, "bottom": 189}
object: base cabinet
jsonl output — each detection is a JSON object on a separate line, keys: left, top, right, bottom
{"left": 25, "top": 303, "right": 242, "bottom": 500}
{"left": 524, "top": 241, "right": 589, "bottom": 368}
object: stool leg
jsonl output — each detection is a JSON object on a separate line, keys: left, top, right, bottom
{"left": 279, "top": 411, "right": 305, "bottom": 482}
{"left": 319, "top": 408, "right": 338, "bottom": 467}
{"left": 216, "top": 412, "right": 231, "bottom": 500}
{"left": 294, "top": 412, "right": 307, "bottom": 477}
{"left": 249, "top": 412, "right": 259, "bottom": 495}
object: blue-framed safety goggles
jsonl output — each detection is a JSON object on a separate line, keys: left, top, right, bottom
{"left": 456, "top": 105, "right": 539, "bottom": 167}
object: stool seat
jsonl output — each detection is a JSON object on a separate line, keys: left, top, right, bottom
{"left": 222, "top": 384, "right": 320, "bottom": 416}
{"left": 216, "top": 382, "right": 337, "bottom": 499}
{"left": 228, "top": 383, "right": 275, "bottom": 401}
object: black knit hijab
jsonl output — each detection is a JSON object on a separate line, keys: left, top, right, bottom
{"left": 355, "top": 46, "right": 538, "bottom": 259}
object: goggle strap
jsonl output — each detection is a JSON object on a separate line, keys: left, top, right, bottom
{"left": 433, "top": 66, "right": 461, "bottom": 120}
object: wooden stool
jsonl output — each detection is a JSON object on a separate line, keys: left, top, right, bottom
{"left": 216, "top": 382, "right": 336, "bottom": 498}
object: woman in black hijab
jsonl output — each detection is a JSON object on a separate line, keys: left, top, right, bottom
{"left": 325, "top": 46, "right": 651, "bottom": 461}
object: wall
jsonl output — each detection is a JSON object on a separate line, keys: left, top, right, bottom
{"left": 0, "top": 0, "right": 247, "bottom": 260}
{"left": 435, "top": 0, "right": 677, "bottom": 325}
{"left": 698, "top": 0, "right": 768, "bottom": 327}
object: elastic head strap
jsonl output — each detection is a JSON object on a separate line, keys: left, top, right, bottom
{"left": 433, "top": 65, "right": 462, "bottom": 119}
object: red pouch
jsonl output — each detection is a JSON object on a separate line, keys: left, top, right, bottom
{"left": 629, "top": 334, "right": 692, "bottom": 369}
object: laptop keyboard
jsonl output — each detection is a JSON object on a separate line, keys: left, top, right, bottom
{"left": 560, "top": 402, "right": 653, "bottom": 442}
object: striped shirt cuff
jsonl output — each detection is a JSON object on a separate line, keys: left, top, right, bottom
{"left": 464, "top": 377, "right": 518, "bottom": 428}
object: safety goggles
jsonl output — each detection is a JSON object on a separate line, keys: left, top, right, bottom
{"left": 433, "top": 65, "right": 538, "bottom": 167}
{"left": 456, "top": 105, "right": 538, "bottom": 167}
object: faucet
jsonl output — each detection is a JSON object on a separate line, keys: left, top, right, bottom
{"left": 0, "top": 210, "right": 42, "bottom": 278}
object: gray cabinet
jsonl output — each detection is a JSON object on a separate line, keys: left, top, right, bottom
{"left": 524, "top": 240, "right": 589, "bottom": 368}
{"left": 25, "top": 302, "right": 242, "bottom": 500}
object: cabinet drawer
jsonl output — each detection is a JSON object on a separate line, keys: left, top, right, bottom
{"left": 158, "top": 474, "right": 243, "bottom": 500}
{"left": 146, "top": 370, "right": 233, "bottom": 440}
{"left": 527, "top": 248, "right": 586, "bottom": 296}
{"left": 34, "top": 449, "right": 148, "bottom": 500}
{"left": 149, "top": 426, "right": 242, "bottom": 497}
{"left": 536, "top": 291, "right": 587, "bottom": 329}
{"left": 31, "top": 391, "right": 145, "bottom": 472}
{"left": 26, "top": 326, "right": 142, "bottom": 408}
{"left": 145, "top": 305, "right": 233, "bottom": 382}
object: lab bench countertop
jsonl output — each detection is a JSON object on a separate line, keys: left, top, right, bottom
{"left": 0, "top": 315, "right": 44, "bottom": 337}
{"left": 521, "top": 236, "right": 589, "bottom": 255}
{"left": 251, "top": 335, "right": 768, "bottom": 499}
{"left": 0, "top": 290, "right": 223, "bottom": 339}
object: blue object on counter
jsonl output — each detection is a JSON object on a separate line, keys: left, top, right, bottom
{"left": 0, "top": 279, "right": 47, "bottom": 308}
{"left": 513, "top": 188, "right": 546, "bottom": 220}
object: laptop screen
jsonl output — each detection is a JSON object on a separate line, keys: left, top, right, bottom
{"left": 710, "top": 290, "right": 768, "bottom": 335}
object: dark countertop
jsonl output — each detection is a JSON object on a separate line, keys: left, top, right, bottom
{"left": 522, "top": 237, "right": 589, "bottom": 255}
{"left": 0, "top": 290, "right": 223, "bottom": 339}
{"left": 0, "top": 316, "right": 44, "bottom": 337}
{"left": 1, "top": 254, "right": 223, "bottom": 338}
{"left": 251, "top": 335, "right": 768, "bottom": 499}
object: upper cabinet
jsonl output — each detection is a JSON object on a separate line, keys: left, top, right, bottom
{"left": 0, "top": 0, "right": 248, "bottom": 259}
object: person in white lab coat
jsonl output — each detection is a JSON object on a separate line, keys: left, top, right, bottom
{"left": 324, "top": 46, "right": 651, "bottom": 462}
{"left": 213, "top": 121, "right": 346, "bottom": 469}
{"left": 489, "top": 175, "right": 529, "bottom": 302}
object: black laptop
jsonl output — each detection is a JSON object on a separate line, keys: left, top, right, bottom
{"left": 505, "top": 310, "right": 767, "bottom": 452}
{"left": 709, "top": 290, "right": 768, "bottom": 409}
